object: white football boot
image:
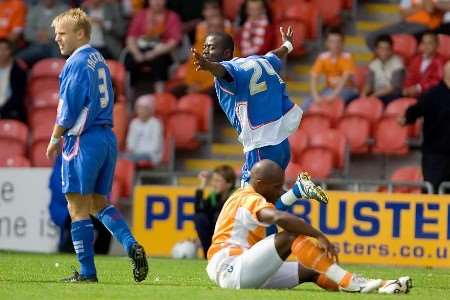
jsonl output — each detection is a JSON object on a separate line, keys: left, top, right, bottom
{"left": 340, "top": 274, "right": 383, "bottom": 293}
{"left": 295, "top": 172, "right": 329, "bottom": 204}
{"left": 378, "top": 276, "right": 412, "bottom": 294}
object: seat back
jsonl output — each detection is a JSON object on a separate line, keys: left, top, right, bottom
{"left": 437, "top": 34, "right": 450, "bottom": 60}
{"left": 153, "top": 92, "right": 178, "bottom": 124}
{"left": 112, "top": 102, "right": 128, "bottom": 151}
{"left": 309, "top": 129, "right": 347, "bottom": 169}
{"left": 391, "top": 166, "right": 423, "bottom": 193}
{"left": 177, "top": 93, "right": 213, "bottom": 132}
{"left": 345, "top": 96, "right": 384, "bottom": 126}
{"left": 115, "top": 159, "right": 135, "bottom": 198}
{"left": 299, "top": 148, "right": 334, "bottom": 179}
{"left": 106, "top": 59, "right": 126, "bottom": 96}
{"left": 0, "top": 120, "right": 28, "bottom": 157}
{"left": 373, "top": 117, "right": 409, "bottom": 155}
{"left": 307, "top": 98, "right": 344, "bottom": 127}
{"left": 392, "top": 34, "right": 417, "bottom": 62}
{"left": 167, "top": 111, "right": 200, "bottom": 150}
{"left": 337, "top": 116, "right": 370, "bottom": 153}
{"left": 30, "top": 58, "right": 65, "bottom": 80}
{"left": 0, "top": 155, "right": 31, "bottom": 167}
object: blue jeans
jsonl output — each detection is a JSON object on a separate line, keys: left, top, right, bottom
{"left": 301, "top": 87, "right": 359, "bottom": 111}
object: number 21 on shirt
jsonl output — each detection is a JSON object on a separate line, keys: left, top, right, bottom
{"left": 241, "top": 59, "right": 283, "bottom": 96}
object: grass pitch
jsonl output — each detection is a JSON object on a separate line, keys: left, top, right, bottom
{"left": 0, "top": 252, "right": 449, "bottom": 300}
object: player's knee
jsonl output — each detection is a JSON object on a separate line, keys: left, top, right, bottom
{"left": 274, "top": 231, "right": 297, "bottom": 259}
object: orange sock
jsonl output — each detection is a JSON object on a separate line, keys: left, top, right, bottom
{"left": 291, "top": 235, "right": 333, "bottom": 273}
{"left": 315, "top": 274, "right": 339, "bottom": 291}
{"left": 292, "top": 235, "right": 352, "bottom": 287}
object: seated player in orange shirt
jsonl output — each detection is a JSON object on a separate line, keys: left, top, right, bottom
{"left": 206, "top": 159, "right": 412, "bottom": 294}
{"left": 0, "top": 0, "right": 26, "bottom": 43}
{"left": 302, "top": 27, "right": 359, "bottom": 111}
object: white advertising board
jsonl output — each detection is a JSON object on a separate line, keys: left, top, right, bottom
{"left": 0, "top": 168, "right": 59, "bottom": 253}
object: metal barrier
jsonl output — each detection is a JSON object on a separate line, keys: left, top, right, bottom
{"left": 316, "top": 178, "right": 434, "bottom": 194}
{"left": 438, "top": 181, "right": 450, "bottom": 194}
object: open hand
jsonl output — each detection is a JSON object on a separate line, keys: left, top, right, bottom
{"left": 46, "top": 141, "right": 60, "bottom": 160}
{"left": 317, "top": 234, "right": 339, "bottom": 263}
{"left": 191, "top": 48, "right": 210, "bottom": 71}
{"left": 280, "top": 26, "right": 294, "bottom": 44}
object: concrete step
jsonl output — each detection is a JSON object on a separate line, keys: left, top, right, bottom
{"left": 356, "top": 20, "right": 387, "bottom": 32}
{"left": 353, "top": 52, "right": 373, "bottom": 64}
{"left": 178, "top": 176, "right": 200, "bottom": 186}
{"left": 364, "top": 3, "right": 400, "bottom": 15}
{"left": 221, "top": 127, "right": 238, "bottom": 140}
{"left": 211, "top": 143, "right": 242, "bottom": 156}
{"left": 184, "top": 159, "right": 243, "bottom": 172}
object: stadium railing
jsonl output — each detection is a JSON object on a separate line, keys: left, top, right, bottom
{"left": 438, "top": 181, "right": 450, "bottom": 194}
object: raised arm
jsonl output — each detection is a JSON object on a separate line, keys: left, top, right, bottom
{"left": 191, "top": 47, "right": 229, "bottom": 79}
{"left": 270, "top": 26, "right": 294, "bottom": 60}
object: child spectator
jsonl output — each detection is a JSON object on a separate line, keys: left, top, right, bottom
{"left": 403, "top": 31, "right": 445, "bottom": 97}
{"left": 302, "top": 27, "right": 358, "bottom": 111}
{"left": 194, "top": 165, "right": 237, "bottom": 258}
{"left": 363, "top": 34, "right": 405, "bottom": 105}
{"left": 125, "top": 95, "right": 163, "bottom": 165}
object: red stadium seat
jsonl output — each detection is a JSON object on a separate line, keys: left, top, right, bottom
{"left": 29, "top": 108, "right": 57, "bottom": 129}
{"left": 309, "top": 129, "right": 347, "bottom": 170}
{"left": 273, "top": 0, "right": 320, "bottom": 39}
{"left": 153, "top": 92, "right": 178, "bottom": 125}
{"left": 372, "top": 117, "right": 409, "bottom": 155}
{"left": 299, "top": 114, "right": 331, "bottom": 137}
{"left": 167, "top": 111, "right": 200, "bottom": 150}
{"left": 115, "top": 159, "right": 135, "bottom": 198}
{"left": 274, "top": 20, "right": 307, "bottom": 57}
{"left": 0, "top": 155, "right": 31, "bottom": 167}
{"left": 30, "top": 124, "right": 53, "bottom": 167}
{"left": 112, "top": 102, "right": 128, "bottom": 151}
{"left": 344, "top": 97, "right": 384, "bottom": 134}
{"left": 177, "top": 93, "right": 213, "bottom": 133}
{"left": 30, "top": 58, "right": 65, "bottom": 80}
{"left": 28, "top": 78, "right": 59, "bottom": 100}
{"left": 106, "top": 59, "right": 126, "bottom": 96}
{"left": 307, "top": 98, "right": 345, "bottom": 127}
{"left": 29, "top": 89, "right": 59, "bottom": 110}
{"left": 391, "top": 166, "right": 423, "bottom": 193}
{"left": 0, "top": 120, "right": 28, "bottom": 158}
{"left": 437, "top": 34, "right": 450, "bottom": 60}
{"left": 337, "top": 116, "right": 370, "bottom": 153}
{"left": 109, "top": 178, "right": 121, "bottom": 206}
{"left": 285, "top": 162, "right": 302, "bottom": 186}
{"left": 384, "top": 97, "right": 418, "bottom": 137}
{"left": 299, "top": 148, "right": 334, "bottom": 179}
{"left": 392, "top": 34, "right": 417, "bottom": 62}
{"left": 223, "top": 0, "right": 244, "bottom": 21}
{"left": 288, "top": 129, "right": 308, "bottom": 164}
{"left": 311, "top": 0, "right": 342, "bottom": 27}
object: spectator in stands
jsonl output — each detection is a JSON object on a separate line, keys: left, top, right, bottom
{"left": 0, "top": 38, "right": 26, "bottom": 122}
{"left": 82, "top": 0, "right": 126, "bottom": 60}
{"left": 399, "top": 61, "right": 450, "bottom": 193}
{"left": 366, "top": 0, "right": 442, "bottom": 50}
{"left": 236, "top": 0, "right": 273, "bottom": 57}
{"left": 125, "top": 95, "right": 163, "bottom": 165}
{"left": 167, "top": 0, "right": 203, "bottom": 44}
{"left": 173, "top": 0, "right": 233, "bottom": 96}
{"left": 363, "top": 34, "right": 405, "bottom": 105}
{"left": 49, "top": 155, "right": 112, "bottom": 254}
{"left": 403, "top": 31, "right": 445, "bottom": 97}
{"left": 17, "top": 0, "right": 67, "bottom": 67}
{"left": 194, "top": 165, "right": 236, "bottom": 258}
{"left": 302, "top": 27, "right": 358, "bottom": 111}
{"left": 125, "top": 0, "right": 182, "bottom": 93}
{"left": 0, "top": 0, "right": 26, "bottom": 44}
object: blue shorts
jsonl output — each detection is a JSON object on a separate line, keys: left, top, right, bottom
{"left": 241, "top": 139, "right": 290, "bottom": 184}
{"left": 61, "top": 126, "right": 117, "bottom": 195}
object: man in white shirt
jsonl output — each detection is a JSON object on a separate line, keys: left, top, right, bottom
{"left": 125, "top": 95, "right": 164, "bottom": 164}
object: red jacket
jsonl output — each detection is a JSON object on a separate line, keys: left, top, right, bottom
{"left": 404, "top": 53, "right": 445, "bottom": 94}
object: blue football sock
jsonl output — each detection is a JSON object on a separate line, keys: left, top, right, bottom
{"left": 71, "top": 219, "right": 96, "bottom": 278}
{"left": 97, "top": 205, "right": 136, "bottom": 254}
{"left": 267, "top": 185, "right": 303, "bottom": 236}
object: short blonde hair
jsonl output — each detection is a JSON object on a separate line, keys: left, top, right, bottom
{"left": 52, "top": 8, "right": 91, "bottom": 38}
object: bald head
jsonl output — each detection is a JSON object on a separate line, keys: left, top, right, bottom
{"left": 249, "top": 160, "right": 284, "bottom": 203}
{"left": 250, "top": 160, "right": 284, "bottom": 183}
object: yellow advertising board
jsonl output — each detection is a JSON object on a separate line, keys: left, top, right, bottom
{"left": 132, "top": 186, "right": 450, "bottom": 267}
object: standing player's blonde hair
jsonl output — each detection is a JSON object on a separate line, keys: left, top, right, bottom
{"left": 52, "top": 8, "right": 91, "bottom": 38}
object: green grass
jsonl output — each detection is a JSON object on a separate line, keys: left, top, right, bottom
{"left": 0, "top": 252, "right": 449, "bottom": 300}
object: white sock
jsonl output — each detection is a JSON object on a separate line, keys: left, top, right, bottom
{"left": 280, "top": 189, "right": 298, "bottom": 206}
{"left": 324, "top": 264, "right": 348, "bottom": 285}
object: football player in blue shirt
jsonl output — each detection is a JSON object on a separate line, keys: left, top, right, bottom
{"left": 46, "top": 9, "right": 148, "bottom": 283}
{"left": 191, "top": 27, "right": 328, "bottom": 220}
